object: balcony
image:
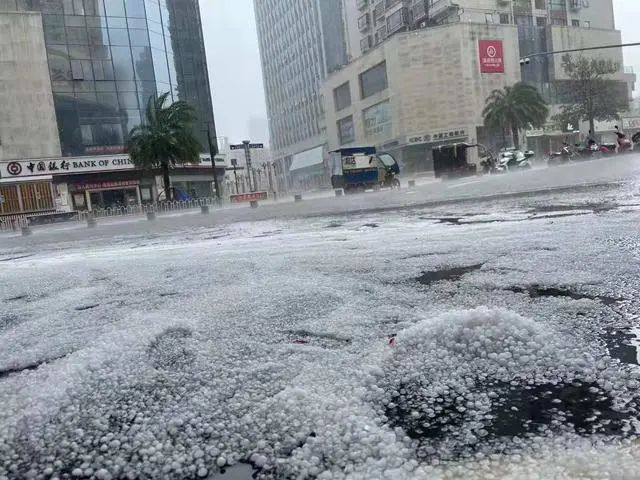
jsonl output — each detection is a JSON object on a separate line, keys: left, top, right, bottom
{"left": 373, "top": 1, "right": 386, "bottom": 21}
{"left": 385, "top": 0, "right": 402, "bottom": 9}
{"left": 386, "top": 7, "right": 409, "bottom": 34}
{"left": 357, "top": 0, "right": 369, "bottom": 10}
{"left": 428, "top": 0, "right": 458, "bottom": 20}
{"left": 358, "top": 13, "right": 371, "bottom": 32}
{"left": 568, "top": 0, "right": 582, "bottom": 9}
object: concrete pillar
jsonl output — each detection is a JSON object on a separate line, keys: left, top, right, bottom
{"left": 87, "top": 216, "right": 97, "bottom": 228}
{"left": 147, "top": 211, "right": 156, "bottom": 221}
{"left": 201, "top": 205, "right": 210, "bottom": 214}
{"left": 135, "top": 185, "right": 142, "bottom": 206}
{"left": 85, "top": 190, "right": 92, "bottom": 212}
{"left": 294, "top": 193, "right": 302, "bottom": 202}
{"left": 408, "top": 180, "right": 416, "bottom": 188}
{"left": 250, "top": 200, "right": 259, "bottom": 209}
{"left": 335, "top": 189, "right": 344, "bottom": 197}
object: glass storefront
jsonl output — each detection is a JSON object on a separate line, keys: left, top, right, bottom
{"left": 0, "top": 0, "right": 216, "bottom": 157}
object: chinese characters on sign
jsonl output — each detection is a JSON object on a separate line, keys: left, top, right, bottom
{"left": 406, "top": 129, "right": 467, "bottom": 145}
{"left": 479, "top": 40, "right": 505, "bottom": 74}
{"left": 230, "top": 191, "right": 268, "bottom": 203}
{"left": 69, "top": 180, "right": 140, "bottom": 192}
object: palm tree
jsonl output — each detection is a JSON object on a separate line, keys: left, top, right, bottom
{"left": 483, "top": 83, "right": 548, "bottom": 149}
{"left": 128, "top": 93, "right": 201, "bottom": 201}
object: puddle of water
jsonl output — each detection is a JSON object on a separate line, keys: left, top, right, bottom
{"left": 0, "top": 254, "right": 34, "bottom": 262}
{"left": 604, "top": 328, "right": 640, "bottom": 366}
{"left": 386, "top": 379, "right": 633, "bottom": 461}
{"left": 0, "top": 353, "right": 72, "bottom": 380}
{"left": 75, "top": 304, "right": 100, "bottom": 311}
{"left": 210, "top": 463, "right": 255, "bottom": 480}
{"left": 416, "top": 264, "right": 484, "bottom": 286}
{"left": 508, "top": 286, "right": 622, "bottom": 306}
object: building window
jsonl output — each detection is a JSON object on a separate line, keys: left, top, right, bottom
{"left": 360, "top": 35, "right": 372, "bottom": 53}
{"left": 572, "top": 19, "right": 580, "bottom": 27}
{"left": 535, "top": 0, "right": 546, "bottom": 9}
{"left": 358, "top": 13, "right": 370, "bottom": 32}
{"left": 551, "top": 17, "right": 567, "bottom": 26}
{"left": 333, "top": 82, "right": 351, "bottom": 111}
{"left": 485, "top": 13, "right": 494, "bottom": 24}
{"left": 359, "top": 61, "right": 388, "bottom": 99}
{"left": 337, "top": 116, "right": 355, "bottom": 145}
{"left": 536, "top": 17, "right": 547, "bottom": 26}
{"left": 363, "top": 100, "right": 391, "bottom": 138}
{"left": 499, "top": 13, "right": 510, "bottom": 24}
{"left": 583, "top": 20, "right": 591, "bottom": 28}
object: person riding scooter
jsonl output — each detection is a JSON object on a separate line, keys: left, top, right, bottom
{"left": 615, "top": 126, "right": 633, "bottom": 153}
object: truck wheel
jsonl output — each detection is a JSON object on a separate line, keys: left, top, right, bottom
{"left": 392, "top": 178, "right": 401, "bottom": 189}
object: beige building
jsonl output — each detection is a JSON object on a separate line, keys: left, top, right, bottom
{"left": 0, "top": 12, "right": 60, "bottom": 162}
{"left": 323, "top": 22, "right": 520, "bottom": 173}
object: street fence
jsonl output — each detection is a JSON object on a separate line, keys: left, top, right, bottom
{"left": 77, "top": 198, "right": 220, "bottom": 221}
{"left": 0, "top": 198, "right": 222, "bottom": 231}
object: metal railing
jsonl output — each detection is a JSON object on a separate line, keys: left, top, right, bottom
{"left": 77, "top": 197, "right": 220, "bottom": 221}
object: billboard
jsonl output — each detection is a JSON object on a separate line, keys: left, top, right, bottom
{"left": 479, "top": 40, "right": 505, "bottom": 73}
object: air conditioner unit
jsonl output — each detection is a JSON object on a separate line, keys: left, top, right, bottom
{"left": 568, "top": 0, "right": 581, "bottom": 9}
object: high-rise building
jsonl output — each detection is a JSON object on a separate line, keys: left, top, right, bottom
{"left": 254, "top": 0, "right": 349, "bottom": 173}
{"left": 0, "top": 0, "right": 216, "bottom": 157}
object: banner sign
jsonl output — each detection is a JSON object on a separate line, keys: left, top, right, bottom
{"left": 230, "top": 191, "right": 268, "bottom": 203}
{"left": 479, "top": 40, "right": 504, "bottom": 73}
{"left": 1, "top": 154, "right": 224, "bottom": 179}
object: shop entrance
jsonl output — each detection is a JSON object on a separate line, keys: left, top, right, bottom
{"left": 89, "top": 188, "right": 138, "bottom": 209}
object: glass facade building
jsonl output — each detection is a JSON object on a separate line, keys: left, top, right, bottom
{"left": 0, "top": 0, "right": 215, "bottom": 156}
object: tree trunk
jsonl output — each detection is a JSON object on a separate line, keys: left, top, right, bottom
{"left": 589, "top": 116, "right": 595, "bottom": 139}
{"left": 162, "top": 162, "right": 172, "bottom": 202}
{"left": 511, "top": 125, "right": 520, "bottom": 150}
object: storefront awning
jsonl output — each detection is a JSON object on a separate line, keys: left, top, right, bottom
{"left": 290, "top": 146, "right": 324, "bottom": 172}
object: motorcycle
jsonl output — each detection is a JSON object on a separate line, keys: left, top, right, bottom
{"left": 615, "top": 127, "right": 633, "bottom": 153}
{"left": 547, "top": 145, "right": 573, "bottom": 167}
{"left": 495, "top": 150, "right": 534, "bottom": 173}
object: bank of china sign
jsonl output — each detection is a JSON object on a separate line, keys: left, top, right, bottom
{"left": 479, "top": 40, "right": 504, "bottom": 74}
{"left": 1, "top": 154, "right": 223, "bottom": 179}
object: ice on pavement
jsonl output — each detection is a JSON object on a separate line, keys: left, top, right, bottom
{"left": 1, "top": 187, "right": 640, "bottom": 479}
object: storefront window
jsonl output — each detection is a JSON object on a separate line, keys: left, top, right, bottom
{"left": 337, "top": 115, "right": 355, "bottom": 145}
{"left": 363, "top": 100, "right": 392, "bottom": 138}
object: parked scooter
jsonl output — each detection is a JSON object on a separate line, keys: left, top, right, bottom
{"left": 547, "top": 144, "right": 573, "bottom": 167}
{"left": 495, "top": 150, "right": 534, "bottom": 173}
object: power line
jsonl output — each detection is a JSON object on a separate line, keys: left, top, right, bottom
{"left": 520, "top": 42, "right": 640, "bottom": 63}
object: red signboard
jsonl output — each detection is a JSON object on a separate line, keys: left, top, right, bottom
{"left": 479, "top": 40, "right": 504, "bottom": 73}
{"left": 230, "top": 191, "right": 268, "bottom": 203}
{"left": 70, "top": 179, "right": 140, "bottom": 192}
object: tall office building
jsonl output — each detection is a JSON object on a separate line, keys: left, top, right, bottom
{"left": 0, "top": 0, "right": 216, "bottom": 157}
{"left": 254, "top": 0, "right": 350, "bottom": 170}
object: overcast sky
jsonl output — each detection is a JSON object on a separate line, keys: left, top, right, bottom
{"left": 200, "top": 0, "right": 640, "bottom": 144}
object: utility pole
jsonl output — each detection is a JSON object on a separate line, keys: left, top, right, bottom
{"left": 207, "top": 124, "right": 221, "bottom": 201}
